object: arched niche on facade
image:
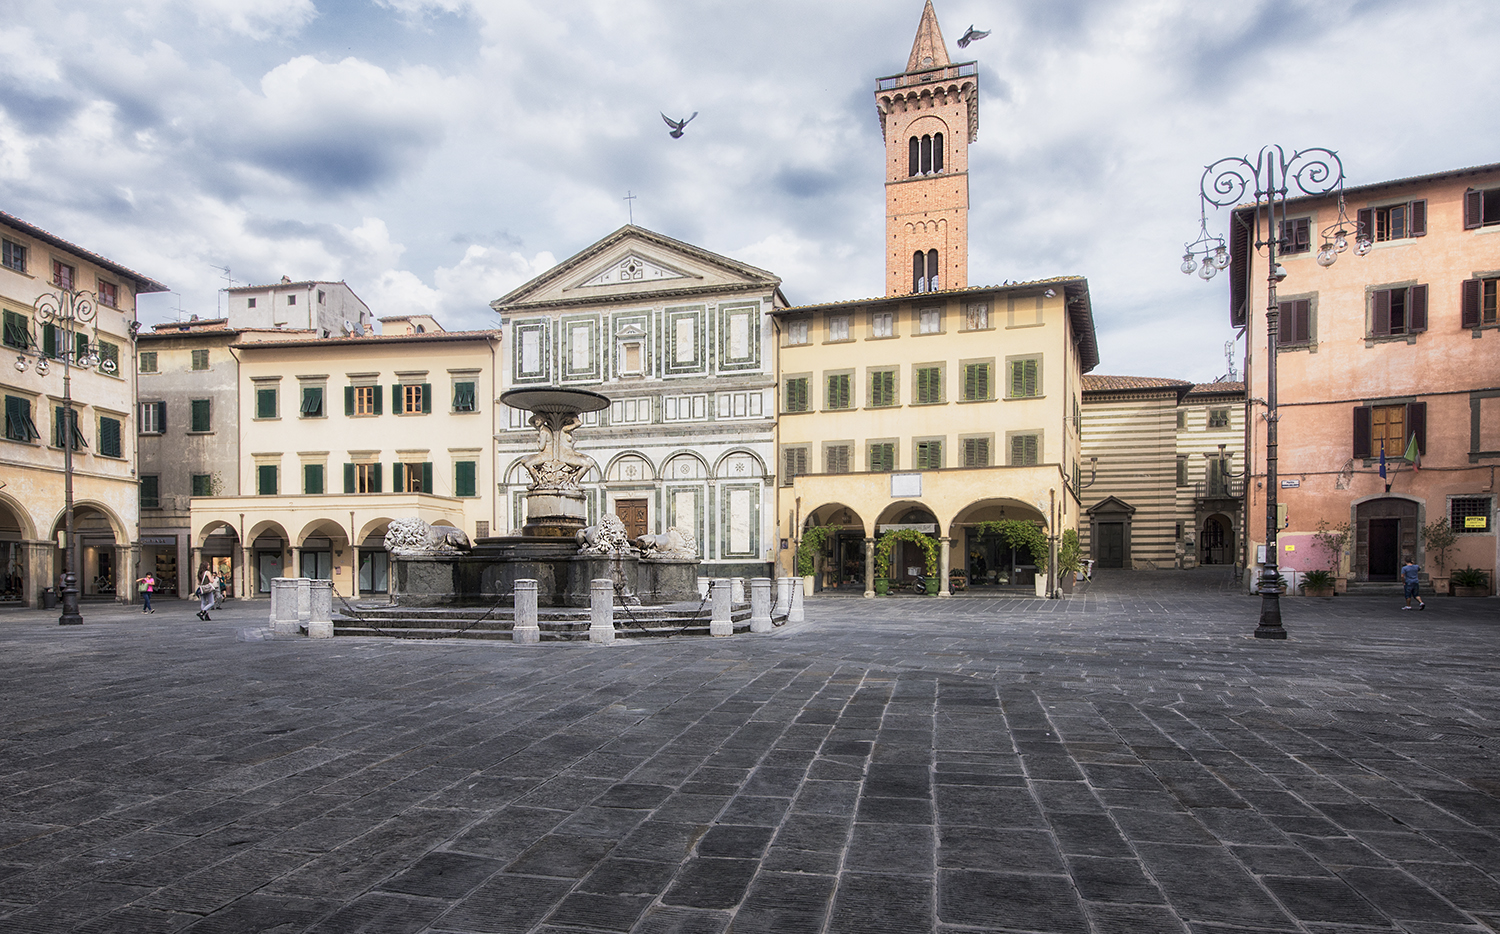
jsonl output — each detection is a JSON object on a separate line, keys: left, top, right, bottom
{"left": 662, "top": 452, "right": 708, "bottom": 482}
{"left": 804, "top": 502, "right": 868, "bottom": 538}
{"left": 605, "top": 453, "right": 655, "bottom": 483}
{"left": 714, "top": 450, "right": 765, "bottom": 480}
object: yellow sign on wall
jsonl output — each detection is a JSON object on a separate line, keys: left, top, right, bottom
{"left": 1465, "top": 515, "right": 1489, "bottom": 529}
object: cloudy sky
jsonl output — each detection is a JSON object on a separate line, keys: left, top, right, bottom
{"left": 3, "top": 0, "right": 1498, "bottom": 380}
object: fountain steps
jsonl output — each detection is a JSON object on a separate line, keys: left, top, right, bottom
{"left": 330, "top": 602, "right": 753, "bottom": 640}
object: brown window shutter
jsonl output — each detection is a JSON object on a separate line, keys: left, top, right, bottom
{"left": 1356, "top": 207, "right": 1373, "bottom": 240}
{"left": 1462, "top": 278, "right": 1482, "bottom": 328}
{"left": 1409, "top": 200, "right": 1426, "bottom": 236}
{"left": 1371, "top": 290, "right": 1392, "bottom": 336}
{"left": 1353, "top": 407, "right": 1372, "bottom": 459}
{"left": 1408, "top": 284, "right": 1427, "bottom": 332}
{"left": 1292, "top": 300, "right": 1310, "bottom": 343}
{"left": 1406, "top": 401, "right": 1426, "bottom": 455}
{"left": 1464, "top": 189, "right": 1483, "bottom": 229}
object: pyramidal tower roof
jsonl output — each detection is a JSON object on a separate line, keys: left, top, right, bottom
{"left": 905, "top": 0, "right": 952, "bottom": 73}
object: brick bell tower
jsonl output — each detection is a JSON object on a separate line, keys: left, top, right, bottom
{"left": 875, "top": 0, "right": 978, "bottom": 296}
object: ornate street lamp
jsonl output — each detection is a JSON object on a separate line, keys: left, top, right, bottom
{"left": 1184, "top": 146, "right": 1364, "bottom": 640}
{"left": 15, "top": 286, "right": 113, "bottom": 625}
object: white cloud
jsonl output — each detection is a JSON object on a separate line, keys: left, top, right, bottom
{"left": 186, "top": 0, "right": 318, "bottom": 39}
{"left": 433, "top": 245, "right": 558, "bottom": 326}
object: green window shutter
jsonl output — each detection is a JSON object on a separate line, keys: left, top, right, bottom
{"left": 99, "top": 341, "right": 118, "bottom": 373}
{"left": 140, "top": 475, "right": 159, "bottom": 509}
{"left": 257, "top": 465, "right": 278, "bottom": 495}
{"left": 344, "top": 386, "right": 355, "bottom": 415}
{"left": 2, "top": 311, "right": 28, "bottom": 349}
{"left": 256, "top": 388, "right": 276, "bottom": 419}
{"left": 392, "top": 462, "right": 404, "bottom": 491}
{"left": 917, "top": 440, "right": 941, "bottom": 468}
{"left": 99, "top": 417, "right": 121, "bottom": 457}
{"left": 455, "top": 461, "right": 476, "bottom": 497}
{"left": 53, "top": 406, "right": 65, "bottom": 447}
{"left": 191, "top": 474, "right": 212, "bottom": 497}
{"left": 75, "top": 333, "right": 88, "bottom": 360}
{"left": 827, "top": 374, "right": 850, "bottom": 409}
{"left": 42, "top": 323, "right": 57, "bottom": 357}
{"left": 304, "top": 464, "right": 324, "bottom": 495}
{"left": 917, "top": 367, "right": 941, "bottom": 404}
{"left": 964, "top": 363, "right": 989, "bottom": 401}
{"left": 786, "top": 378, "right": 808, "bottom": 412}
{"left": 392, "top": 384, "right": 402, "bottom": 413}
{"left": 373, "top": 385, "right": 383, "bottom": 415}
{"left": 422, "top": 461, "right": 433, "bottom": 492}
{"left": 421, "top": 383, "right": 432, "bottom": 414}
{"left": 300, "top": 387, "right": 322, "bottom": 416}
{"left": 344, "top": 463, "right": 355, "bottom": 494}
{"left": 190, "top": 399, "right": 211, "bottom": 432}
{"left": 372, "top": 462, "right": 383, "bottom": 493}
{"left": 875, "top": 371, "right": 895, "bottom": 407}
{"left": 454, "top": 381, "right": 476, "bottom": 411}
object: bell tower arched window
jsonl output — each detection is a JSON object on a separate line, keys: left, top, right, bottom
{"left": 927, "top": 249, "right": 939, "bottom": 291}
{"left": 921, "top": 135, "right": 933, "bottom": 174}
{"left": 909, "top": 137, "right": 920, "bottom": 177}
{"left": 913, "top": 250, "right": 941, "bottom": 293}
{"left": 933, "top": 133, "right": 943, "bottom": 172}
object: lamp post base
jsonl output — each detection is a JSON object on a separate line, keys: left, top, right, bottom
{"left": 1254, "top": 592, "right": 1285, "bottom": 639}
{"left": 58, "top": 581, "right": 82, "bottom": 625}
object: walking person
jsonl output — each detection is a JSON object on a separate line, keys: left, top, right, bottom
{"left": 136, "top": 572, "right": 155, "bottom": 614}
{"left": 196, "top": 565, "right": 216, "bottom": 620}
{"left": 1401, "top": 556, "right": 1426, "bottom": 610}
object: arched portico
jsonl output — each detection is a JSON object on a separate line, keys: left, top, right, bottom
{"left": 0, "top": 494, "right": 43, "bottom": 606}
{"left": 801, "top": 503, "right": 869, "bottom": 592}
{"left": 51, "top": 502, "right": 129, "bottom": 601}
{"left": 951, "top": 498, "right": 1049, "bottom": 589}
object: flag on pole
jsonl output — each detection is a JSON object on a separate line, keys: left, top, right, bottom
{"left": 1403, "top": 435, "right": 1420, "bottom": 471}
{"left": 1378, "top": 441, "right": 1387, "bottom": 479}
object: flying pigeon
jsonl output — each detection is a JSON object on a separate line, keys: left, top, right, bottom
{"left": 661, "top": 112, "right": 697, "bottom": 139}
{"left": 957, "top": 25, "right": 990, "bottom": 48}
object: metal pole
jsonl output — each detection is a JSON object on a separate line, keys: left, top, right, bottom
{"left": 1256, "top": 161, "right": 1286, "bottom": 639}
{"left": 59, "top": 300, "right": 82, "bottom": 625}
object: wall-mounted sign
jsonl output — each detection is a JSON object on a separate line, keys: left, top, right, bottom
{"left": 1281, "top": 479, "right": 1300, "bottom": 488}
{"left": 139, "top": 537, "right": 177, "bottom": 546}
{"left": 1465, "top": 515, "right": 1489, "bottom": 529}
{"left": 878, "top": 524, "right": 936, "bottom": 534}
{"left": 890, "top": 473, "right": 922, "bottom": 498}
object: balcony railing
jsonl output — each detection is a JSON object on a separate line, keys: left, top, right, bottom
{"left": 876, "top": 62, "right": 978, "bottom": 92}
{"left": 1194, "top": 477, "right": 1244, "bottom": 501}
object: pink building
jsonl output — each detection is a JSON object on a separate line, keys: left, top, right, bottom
{"left": 1235, "top": 162, "right": 1499, "bottom": 593}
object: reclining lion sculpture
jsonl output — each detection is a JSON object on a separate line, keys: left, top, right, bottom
{"left": 384, "top": 517, "right": 472, "bottom": 556}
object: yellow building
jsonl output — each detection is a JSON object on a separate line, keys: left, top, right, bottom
{"left": 772, "top": 4, "right": 1099, "bottom": 597}
{"left": 189, "top": 325, "right": 501, "bottom": 598}
{"left": 774, "top": 281, "right": 1097, "bottom": 595}
{"left": 1, "top": 210, "right": 167, "bottom": 607}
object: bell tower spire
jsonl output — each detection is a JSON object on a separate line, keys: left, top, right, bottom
{"left": 876, "top": 1, "right": 979, "bottom": 296}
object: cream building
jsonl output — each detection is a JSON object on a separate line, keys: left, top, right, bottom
{"left": 773, "top": 3, "right": 1099, "bottom": 597}
{"left": 1079, "top": 376, "right": 1246, "bottom": 570}
{"left": 491, "top": 225, "right": 787, "bottom": 579}
{"left": 189, "top": 324, "right": 501, "bottom": 598}
{"left": 1, "top": 210, "right": 167, "bottom": 607}
{"left": 224, "top": 277, "right": 373, "bottom": 337}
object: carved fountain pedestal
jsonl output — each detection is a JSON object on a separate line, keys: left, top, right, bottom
{"left": 386, "top": 387, "right": 699, "bottom": 608}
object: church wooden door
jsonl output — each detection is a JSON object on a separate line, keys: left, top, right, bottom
{"left": 615, "top": 499, "right": 648, "bottom": 541}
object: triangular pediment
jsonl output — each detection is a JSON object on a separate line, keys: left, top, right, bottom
{"left": 1086, "top": 495, "right": 1137, "bottom": 517}
{"left": 491, "top": 225, "right": 783, "bottom": 311}
{"left": 577, "top": 253, "right": 688, "bottom": 288}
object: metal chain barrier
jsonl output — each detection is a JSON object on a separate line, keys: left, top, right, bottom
{"left": 331, "top": 586, "right": 512, "bottom": 641}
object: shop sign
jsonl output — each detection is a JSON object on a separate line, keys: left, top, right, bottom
{"left": 140, "top": 537, "right": 177, "bottom": 546}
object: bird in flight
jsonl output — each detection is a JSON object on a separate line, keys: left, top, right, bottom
{"left": 957, "top": 25, "right": 990, "bottom": 48}
{"left": 661, "top": 112, "right": 697, "bottom": 139}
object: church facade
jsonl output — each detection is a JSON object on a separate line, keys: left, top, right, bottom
{"left": 491, "top": 225, "right": 787, "bottom": 580}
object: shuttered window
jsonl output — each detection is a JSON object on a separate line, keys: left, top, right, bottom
{"left": 962, "top": 437, "right": 990, "bottom": 467}
{"left": 4, "top": 396, "right": 40, "bottom": 442}
{"left": 1278, "top": 217, "right": 1311, "bottom": 254}
{"left": 869, "top": 442, "right": 895, "bottom": 472}
{"left": 1462, "top": 188, "right": 1500, "bottom": 230}
{"left": 1369, "top": 285, "right": 1427, "bottom": 336}
{"left": 257, "top": 465, "right": 278, "bottom": 495}
{"left": 453, "top": 381, "right": 477, "bottom": 412}
{"left": 826, "top": 373, "right": 851, "bottom": 410}
{"left": 1008, "top": 358, "right": 1041, "bottom": 398}
{"left": 98, "top": 340, "right": 119, "bottom": 375}
{"left": 1277, "top": 299, "right": 1311, "bottom": 345}
{"left": 784, "top": 377, "right": 810, "bottom": 413}
{"left": 192, "top": 474, "right": 213, "bottom": 496}
{"left": 1357, "top": 200, "right": 1426, "bottom": 242}
{"left": 139, "top": 401, "right": 166, "bottom": 434}
{"left": 869, "top": 370, "right": 896, "bottom": 407}
{"left": 915, "top": 366, "right": 942, "bottom": 404}
{"left": 303, "top": 464, "right": 324, "bottom": 495}
{"left": 55, "top": 407, "right": 86, "bottom": 449}
{"left": 98, "top": 416, "right": 122, "bottom": 458}
{"left": 825, "top": 444, "right": 850, "bottom": 474}
{"left": 455, "top": 460, "right": 477, "bottom": 497}
{"left": 1010, "top": 434, "right": 1040, "bottom": 466}
{"left": 139, "top": 475, "right": 159, "bottom": 509}
{"left": 190, "top": 399, "right": 211, "bottom": 432}
{"left": 915, "top": 440, "right": 942, "bottom": 469}
{"left": 782, "top": 447, "right": 808, "bottom": 485}
{"left": 255, "top": 387, "right": 278, "bottom": 419}
{"left": 300, "top": 386, "right": 324, "bottom": 417}
{"left": 1353, "top": 402, "right": 1425, "bottom": 459}
{"left": 1461, "top": 277, "right": 1499, "bottom": 328}
{"left": 2, "top": 310, "right": 31, "bottom": 349}
{"left": 962, "top": 363, "right": 991, "bottom": 401}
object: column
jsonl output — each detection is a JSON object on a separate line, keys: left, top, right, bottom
{"left": 191, "top": 546, "right": 203, "bottom": 592}
{"left": 749, "top": 578, "right": 772, "bottom": 633}
{"left": 290, "top": 546, "right": 302, "bottom": 581}
{"left": 864, "top": 538, "right": 876, "bottom": 598}
{"left": 589, "top": 578, "right": 615, "bottom": 644}
{"left": 25, "top": 540, "right": 51, "bottom": 609}
{"left": 513, "top": 579, "right": 540, "bottom": 644}
{"left": 118, "top": 544, "right": 137, "bottom": 605}
{"left": 349, "top": 548, "right": 361, "bottom": 600}
{"left": 938, "top": 536, "right": 952, "bottom": 598}
{"left": 240, "top": 546, "right": 253, "bottom": 599}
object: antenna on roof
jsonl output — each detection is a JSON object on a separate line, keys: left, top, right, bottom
{"left": 210, "top": 265, "right": 235, "bottom": 317}
{"left": 1223, "top": 340, "right": 1237, "bottom": 382}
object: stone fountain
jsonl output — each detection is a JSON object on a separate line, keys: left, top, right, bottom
{"left": 384, "top": 386, "right": 700, "bottom": 608}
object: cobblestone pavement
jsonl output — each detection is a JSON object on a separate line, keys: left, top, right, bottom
{"left": 1, "top": 583, "right": 1497, "bottom": 934}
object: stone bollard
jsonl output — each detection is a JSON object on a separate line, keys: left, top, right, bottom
{"left": 589, "top": 578, "right": 615, "bottom": 644}
{"left": 788, "top": 578, "right": 805, "bottom": 623}
{"left": 307, "top": 579, "right": 334, "bottom": 638}
{"left": 270, "top": 578, "right": 299, "bottom": 635}
{"left": 731, "top": 577, "right": 746, "bottom": 604}
{"left": 750, "top": 578, "right": 772, "bottom": 633}
{"left": 296, "top": 578, "right": 311, "bottom": 623}
{"left": 513, "top": 579, "right": 540, "bottom": 644}
{"left": 774, "top": 576, "right": 794, "bottom": 618}
{"left": 710, "top": 578, "right": 733, "bottom": 637}
{"left": 698, "top": 578, "right": 710, "bottom": 599}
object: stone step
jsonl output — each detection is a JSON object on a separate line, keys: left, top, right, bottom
{"left": 1343, "top": 580, "right": 1435, "bottom": 595}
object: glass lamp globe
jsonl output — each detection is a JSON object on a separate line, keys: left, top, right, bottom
{"left": 1180, "top": 254, "right": 1197, "bottom": 275}
{"left": 1316, "top": 248, "right": 1337, "bottom": 267}
{"left": 13, "top": 355, "right": 25, "bottom": 372}
{"left": 36, "top": 358, "right": 49, "bottom": 376}
{"left": 1334, "top": 232, "right": 1349, "bottom": 253}
{"left": 1212, "top": 246, "right": 1231, "bottom": 269}
{"left": 87, "top": 352, "right": 100, "bottom": 367}
{"left": 1198, "top": 259, "right": 1218, "bottom": 280}
{"left": 1354, "top": 237, "right": 1372, "bottom": 256}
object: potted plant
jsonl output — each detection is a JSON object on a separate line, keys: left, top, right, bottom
{"left": 1423, "top": 518, "right": 1458, "bottom": 595}
{"left": 1300, "top": 569, "right": 1336, "bottom": 597}
{"left": 948, "top": 569, "right": 967, "bottom": 592}
{"left": 1313, "top": 520, "right": 1351, "bottom": 592}
{"left": 1056, "top": 529, "right": 1081, "bottom": 595}
{"left": 874, "top": 578, "right": 890, "bottom": 596}
{"left": 796, "top": 526, "right": 834, "bottom": 596}
{"left": 1451, "top": 567, "right": 1491, "bottom": 598}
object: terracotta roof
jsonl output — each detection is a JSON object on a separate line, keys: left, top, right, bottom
{"left": 0, "top": 209, "right": 168, "bottom": 293}
{"left": 1082, "top": 375, "right": 1194, "bottom": 393}
{"left": 1186, "top": 381, "right": 1246, "bottom": 397}
{"left": 227, "top": 279, "right": 342, "bottom": 292}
